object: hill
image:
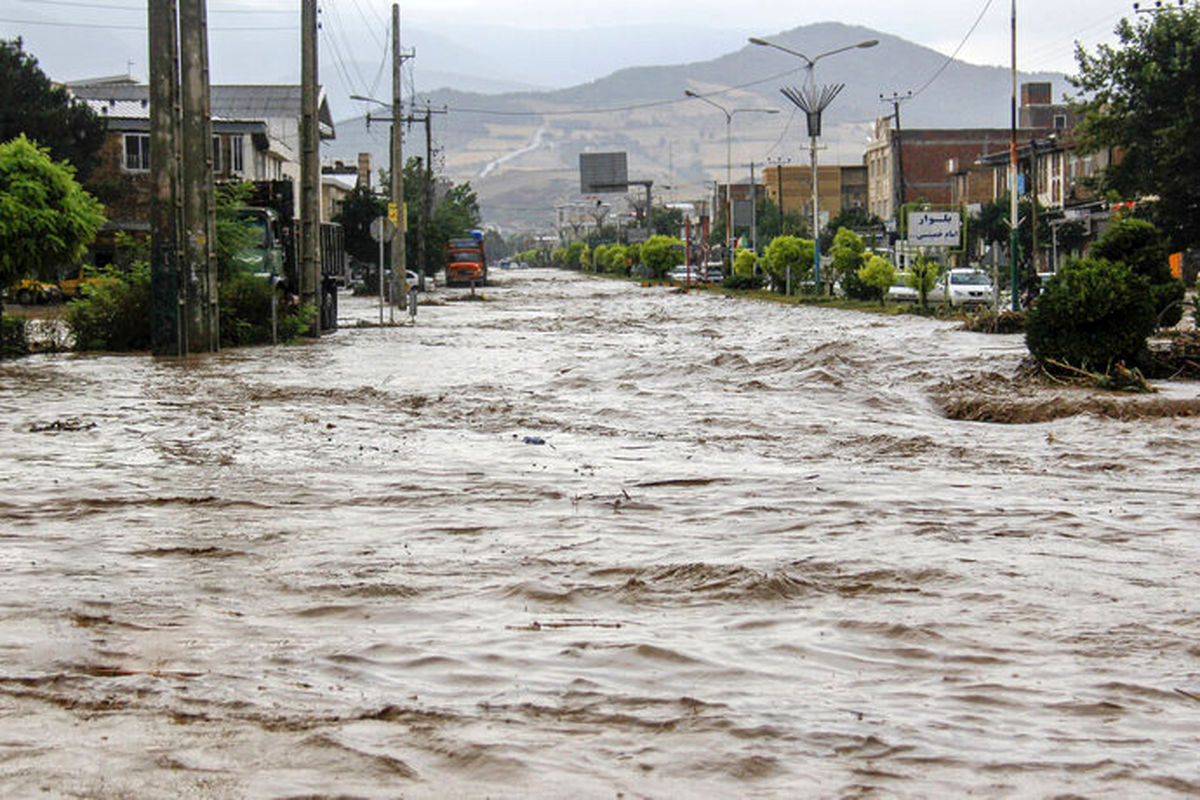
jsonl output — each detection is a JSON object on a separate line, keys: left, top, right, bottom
{"left": 332, "top": 21, "right": 1067, "bottom": 234}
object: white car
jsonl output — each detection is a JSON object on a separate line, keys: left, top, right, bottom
{"left": 938, "top": 268, "right": 994, "bottom": 306}
{"left": 887, "top": 273, "right": 918, "bottom": 302}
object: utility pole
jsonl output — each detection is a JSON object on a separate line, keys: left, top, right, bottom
{"left": 148, "top": 0, "right": 183, "bottom": 355}
{"left": 300, "top": 0, "right": 320, "bottom": 335}
{"left": 767, "top": 156, "right": 790, "bottom": 236}
{"left": 1009, "top": 0, "right": 1020, "bottom": 311}
{"left": 749, "top": 160, "right": 758, "bottom": 254}
{"left": 881, "top": 91, "right": 911, "bottom": 212}
{"left": 391, "top": 3, "right": 407, "bottom": 316}
{"left": 403, "top": 106, "right": 445, "bottom": 292}
{"left": 178, "top": 0, "right": 217, "bottom": 350}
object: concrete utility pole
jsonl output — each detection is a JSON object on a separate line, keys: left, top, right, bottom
{"left": 1009, "top": 0, "right": 1021, "bottom": 311}
{"left": 404, "top": 106, "right": 445, "bottom": 292}
{"left": 148, "top": 0, "right": 183, "bottom": 355}
{"left": 300, "top": 0, "right": 321, "bottom": 336}
{"left": 391, "top": 3, "right": 407, "bottom": 313}
{"left": 178, "top": 0, "right": 217, "bottom": 350}
{"left": 767, "top": 156, "right": 790, "bottom": 236}
{"left": 881, "top": 91, "right": 911, "bottom": 211}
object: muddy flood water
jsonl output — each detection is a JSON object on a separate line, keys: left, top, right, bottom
{"left": 2, "top": 269, "right": 1199, "bottom": 798}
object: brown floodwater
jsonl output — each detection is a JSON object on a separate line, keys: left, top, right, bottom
{"left": 2, "top": 269, "right": 1199, "bottom": 798}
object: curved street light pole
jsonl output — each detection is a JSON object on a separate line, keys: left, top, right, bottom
{"left": 750, "top": 37, "right": 877, "bottom": 291}
{"left": 685, "top": 90, "right": 779, "bottom": 267}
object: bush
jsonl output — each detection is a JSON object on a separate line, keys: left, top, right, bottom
{"left": 763, "top": 235, "right": 814, "bottom": 294}
{"left": 640, "top": 235, "right": 684, "bottom": 279}
{"left": 66, "top": 264, "right": 151, "bottom": 351}
{"left": 220, "top": 273, "right": 315, "bottom": 346}
{"left": 722, "top": 273, "right": 763, "bottom": 291}
{"left": 1, "top": 313, "right": 29, "bottom": 357}
{"left": 840, "top": 265, "right": 877, "bottom": 301}
{"left": 1025, "top": 258, "right": 1156, "bottom": 369}
{"left": 1090, "top": 218, "right": 1185, "bottom": 328}
{"left": 733, "top": 248, "right": 757, "bottom": 277}
{"left": 857, "top": 255, "right": 895, "bottom": 305}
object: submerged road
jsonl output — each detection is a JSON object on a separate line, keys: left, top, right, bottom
{"left": 2, "top": 269, "right": 1198, "bottom": 797}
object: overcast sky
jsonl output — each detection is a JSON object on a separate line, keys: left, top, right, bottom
{"left": 396, "top": 0, "right": 1134, "bottom": 73}
{"left": 1, "top": 0, "right": 1138, "bottom": 82}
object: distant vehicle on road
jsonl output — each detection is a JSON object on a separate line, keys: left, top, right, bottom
{"left": 445, "top": 234, "right": 487, "bottom": 287}
{"left": 9, "top": 279, "right": 64, "bottom": 305}
{"left": 887, "top": 274, "right": 918, "bottom": 303}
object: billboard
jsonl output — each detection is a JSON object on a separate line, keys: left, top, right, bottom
{"left": 907, "top": 210, "right": 962, "bottom": 248}
{"left": 579, "top": 152, "right": 628, "bottom": 194}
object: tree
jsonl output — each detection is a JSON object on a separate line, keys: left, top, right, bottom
{"left": 821, "top": 207, "right": 884, "bottom": 253}
{"left": 829, "top": 227, "right": 867, "bottom": 287}
{"left": 333, "top": 185, "right": 387, "bottom": 266}
{"left": 734, "top": 248, "right": 758, "bottom": 277}
{"left": 908, "top": 256, "right": 941, "bottom": 311}
{"left": 763, "top": 235, "right": 814, "bottom": 294}
{"left": 857, "top": 254, "right": 896, "bottom": 306}
{"left": 650, "top": 205, "right": 684, "bottom": 237}
{"left": 1072, "top": 6, "right": 1200, "bottom": 250}
{"left": 640, "top": 235, "right": 683, "bottom": 279}
{"left": 1, "top": 134, "right": 105, "bottom": 291}
{"left": 0, "top": 39, "right": 107, "bottom": 180}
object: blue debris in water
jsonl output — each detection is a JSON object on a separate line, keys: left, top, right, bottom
{"left": 523, "top": 436, "right": 546, "bottom": 445}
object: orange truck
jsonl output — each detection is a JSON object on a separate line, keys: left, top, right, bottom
{"left": 444, "top": 234, "right": 487, "bottom": 287}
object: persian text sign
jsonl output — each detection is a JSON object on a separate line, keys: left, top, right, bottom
{"left": 908, "top": 211, "right": 962, "bottom": 247}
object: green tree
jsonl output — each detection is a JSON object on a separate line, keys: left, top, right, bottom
{"left": 908, "top": 256, "right": 942, "bottom": 310}
{"left": 755, "top": 196, "right": 808, "bottom": 245}
{"left": 1, "top": 39, "right": 107, "bottom": 180}
{"left": 821, "top": 208, "right": 884, "bottom": 253}
{"left": 857, "top": 254, "right": 896, "bottom": 306}
{"left": 650, "top": 205, "right": 684, "bottom": 237}
{"left": 640, "top": 234, "right": 683, "bottom": 279}
{"left": 1071, "top": 6, "right": 1200, "bottom": 250}
{"left": 1, "top": 133, "right": 105, "bottom": 295}
{"left": 333, "top": 185, "right": 387, "bottom": 266}
{"left": 829, "top": 227, "right": 866, "bottom": 287}
{"left": 1090, "top": 216, "right": 1184, "bottom": 327}
{"left": 734, "top": 248, "right": 758, "bottom": 277}
{"left": 763, "top": 235, "right": 814, "bottom": 294}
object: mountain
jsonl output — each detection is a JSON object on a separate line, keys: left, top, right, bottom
{"left": 328, "top": 22, "right": 1065, "bottom": 234}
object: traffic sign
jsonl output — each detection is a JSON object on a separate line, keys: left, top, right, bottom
{"left": 370, "top": 216, "right": 395, "bottom": 242}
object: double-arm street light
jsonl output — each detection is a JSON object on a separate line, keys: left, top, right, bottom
{"left": 750, "top": 36, "right": 877, "bottom": 290}
{"left": 684, "top": 89, "right": 779, "bottom": 265}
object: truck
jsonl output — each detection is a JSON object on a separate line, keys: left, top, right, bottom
{"left": 445, "top": 231, "right": 486, "bottom": 287}
{"left": 237, "top": 180, "right": 343, "bottom": 332}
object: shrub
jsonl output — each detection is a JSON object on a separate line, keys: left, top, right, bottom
{"left": 1090, "top": 218, "right": 1184, "bottom": 327}
{"left": 1025, "top": 257, "right": 1156, "bottom": 369}
{"left": 733, "top": 248, "right": 757, "bottom": 277}
{"left": 1, "top": 313, "right": 28, "bottom": 357}
{"left": 220, "top": 273, "right": 315, "bottom": 346}
{"left": 66, "top": 264, "right": 151, "bottom": 351}
{"left": 722, "top": 273, "right": 763, "bottom": 291}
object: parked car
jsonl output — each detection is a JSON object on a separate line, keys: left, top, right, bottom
{"left": 886, "top": 273, "right": 917, "bottom": 302}
{"left": 938, "top": 268, "right": 994, "bottom": 306}
{"left": 668, "top": 265, "right": 701, "bottom": 284}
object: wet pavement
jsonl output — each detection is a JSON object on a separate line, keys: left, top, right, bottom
{"left": 2, "top": 268, "right": 1199, "bottom": 797}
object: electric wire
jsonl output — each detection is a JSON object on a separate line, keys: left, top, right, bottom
{"left": 909, "top": 0, "right": 994, "bottom": 98}
{"left": 0, "top": 16, "right": 295, "bottom": 30}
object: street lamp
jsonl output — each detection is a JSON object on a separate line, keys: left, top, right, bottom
{"left": 750, "top": 36, "right": 877, "bottom": 291}
{"left": 684, "top": 89, "right": 779, "bottom": 266}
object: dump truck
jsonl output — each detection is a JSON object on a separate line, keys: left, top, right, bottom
{"left": 445, "top": 231, "right": 486, "bottom": 287}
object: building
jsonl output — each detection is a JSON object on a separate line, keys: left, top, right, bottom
{"left": 67, "top": 79, "right": 337, "bottom": 262}
{"left": 759, "top": 164, "right": 868, "bottom": 233}
{"left": 864, "top": 82, "right": 1065, "bottom": 222}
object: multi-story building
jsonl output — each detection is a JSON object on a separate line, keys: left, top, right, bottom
{"left": 758, "top": 164, "right": 869, "bottom": 233}
{"left": 864, "top": 82, "right": 1065, "bottom": 223}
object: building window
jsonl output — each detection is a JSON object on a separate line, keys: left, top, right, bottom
{"left": 1053, "top": 114, "right": 1067, "bottom": 130}
{"left": 123, "top": 134, "right": 150, "bottom": 172}
{"left": 212, "top": 135, "right": 223, "bottom": 173}
{"left": 230, "top": 134, "right": 244, "bottom": 174}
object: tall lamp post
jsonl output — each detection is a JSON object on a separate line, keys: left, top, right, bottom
{"left": 684, "top": 89, "right": 778, "bottom": 265}
{"left": 750, "top": 36, "right": 877, "bottom": 291}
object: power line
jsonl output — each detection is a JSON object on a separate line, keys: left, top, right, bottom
{"left": 0, "top": 15, "right": 295, "bottom": 30}
{"left": 14, "top": 0, "right": 292, "bottom": 11}
{"left": 910, "top": 0, "right": 995, "bottom": 98}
